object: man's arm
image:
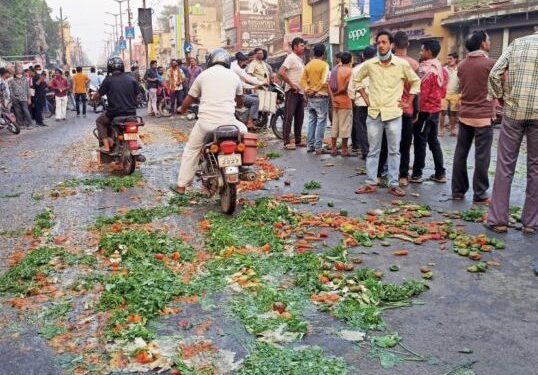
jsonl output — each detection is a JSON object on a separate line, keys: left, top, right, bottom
{"left": 488, "top": 44, "right": 511, "bottom": 100}
{"left": 178, "top": 95, "right": 195, "bottom": 114}
{"left": 354, "top": 65, "right": 370, "bottom": 106}
{"left": 403, "top": 63, "right": 420, "bottom": 108}
{"left": 279, "top": 66, "right": 297, "bottom": 92}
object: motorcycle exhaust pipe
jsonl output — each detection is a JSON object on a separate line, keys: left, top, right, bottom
{"left": 240, "top": 171, "right": 257, "bottom": 182}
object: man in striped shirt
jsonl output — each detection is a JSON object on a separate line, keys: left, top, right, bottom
{"left": 486, "top": 27, "right": 538, "bottom": 234}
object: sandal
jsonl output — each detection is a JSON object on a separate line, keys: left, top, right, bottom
{"left": 429, "top": 174, "right": 447, "bottom": 183}
{"left": 473, "top": 198, "right": 491, "bottom": 206}
{"left": 283, "top": 143, "right": 296, "bottom": 150}
{"left": 523, "top": 227, "right": 536, "bottom": 235}
{"left": 355, "top": 184, "right": 377, "bottom": 194}
{"left": 483, "top": 222, "right": 508, "bottom": 233}
{"left": 389, "top": 186, "right": 406, "bottom": 197}
{"left": 297, "top": 142, "right": 307, "bottom": 148}
{"left": 169, "top": 184, "right": 186, "bottom": 195}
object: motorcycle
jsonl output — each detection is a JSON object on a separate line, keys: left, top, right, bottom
{"left": 93, "top": 116, "right": 146, "bottom": 175}
{"left": 0, "top": 107, "right": 20, "bottom": 134}
{"left": 196, "top": 125, "right": 257, "bottom": 214}
{"left": 89, "top": 85, "right": 107, "bottom": 113}
{"left": 157, "top": 86, "right": 172, "bottom": 117}
{"left": 235, "top": 83, "right": 286, "bottom": 138}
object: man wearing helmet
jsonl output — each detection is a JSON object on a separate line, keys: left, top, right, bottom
{"left": 92, "top": 57, "right": 140, "bottom": 153}
{"left": 171, "top": 48, "right": 247, "bottom": 195}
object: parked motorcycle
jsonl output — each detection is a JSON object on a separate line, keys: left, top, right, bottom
{"left": 157, "top": 87, "right": 172, "bottom": 117}
{"left": 89, "top": 86, "right": 107, "bottom": 113}
{"left": 93, "top": 116, "right": 146, "bottom": 175}
{"left": 0, "top": 108, "right": 20, "bottom": 134}
{"left": 196, "top": 125, "right": 257, "bottom": 214}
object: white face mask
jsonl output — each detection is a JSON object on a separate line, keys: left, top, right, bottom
{"left": 35, "top": 70, "right": 42, "bottom": 74}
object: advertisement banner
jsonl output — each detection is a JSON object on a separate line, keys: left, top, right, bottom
{"left": 282, "top": 0, "right": 302, "bottom": 19}
{"left": 222, "top": 0, "right": 235, "bottom": 30}
{"left": 385, "top": 0, "right": 447, "bottom": 18}
{"left": 346, "top": 17, "right": 370, "bottom": 51}
{"left": 288, "top": 16, "right": 301, "bottom": 33}
{"left": 239, "top": 0, "right": 280, "bottom": 49}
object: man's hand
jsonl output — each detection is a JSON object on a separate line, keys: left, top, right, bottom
{"left": 290, "top": 83, "right": 300, "bottom": 93}
{"left": 398, "top": 99, "right": 411, "bottom": 109}
{"left": 28, "top": 99, "right": 32, "bottom": 105}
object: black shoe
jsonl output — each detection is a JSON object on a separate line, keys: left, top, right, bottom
{"left": 37, "top": 123, "right": 47, "bottom": 127}
{"left": 429, "top": 174, "right": 447, "bottom": 183}
{"left": 307, "top": 148, "right": 315, "bottom": 153}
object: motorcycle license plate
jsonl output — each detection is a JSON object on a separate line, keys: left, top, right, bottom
{"left": 123, "top": 133, "right": 138, "bottom": 141}
{"left": 218, "top": 154, "right": 241, "bottom": 167}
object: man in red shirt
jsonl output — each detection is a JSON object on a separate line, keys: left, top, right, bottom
{"left": 410, "top": 39, "right": 448, "bottom": 183}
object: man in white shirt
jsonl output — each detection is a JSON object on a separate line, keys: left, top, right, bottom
{"left": 172, "top": 49, "right": 247, "bottom": 194}
{"left": 232, "top": 52, "right": 265, "bottom": 129}
{"left": 88, "top": 67, "right": 102, "bottom": 90}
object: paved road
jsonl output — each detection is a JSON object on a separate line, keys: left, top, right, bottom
{"left": 0, "top": 113, "right": 536, "bottom": 374}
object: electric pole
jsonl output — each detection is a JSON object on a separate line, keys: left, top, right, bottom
{"left": 113, "top": 0, "right": 126, "bottom": 61}
{"left": 143, "top": 0, "right": 149, "bottom": 69}
{"left": 184, "top": 0, "right": 190, "bottom": 58}
{"left": 127, "top": 0, "right": 132, "bottom": 66}
{"left": 339, "top": 0, "right": 346, "bottom": 53}
{"left": 59, "top": 7, "right": 68, "bottom": 66}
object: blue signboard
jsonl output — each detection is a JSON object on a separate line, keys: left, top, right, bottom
{"left": 125, "top": 26, "right": 135, "bottom": 39}
{"left": 119, "top": 39, "right": 127, "bottom": 50}
{"left": 184, "top": 41, "right": 192, "bottom": 54}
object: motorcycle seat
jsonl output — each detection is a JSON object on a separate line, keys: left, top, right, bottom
{"left": 204, "top": 125, "right": 240, "bottom": 144}
{"left": 112, "top": 116, "right": 143, "bottom": 125}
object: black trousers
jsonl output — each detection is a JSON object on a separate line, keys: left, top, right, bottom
{"left": 351, "top": 105, "right": 369, "bottom": 156}
{"left": 283, "top": 91, "right": 305, "bottom": 145}
{"left": 378, "top": 114, "right": 413, "bottom": 178}
{"left": 412, "top": 112, "right": 445, "bottom": 178}
{"left": 451, "top": 122, "right": 493, "bottom": 201}
{"left": 34, "top": 95, "right": 45, "bottom": 124}
{"left": 75, "top": 93, "right": 87, "bottom": 115}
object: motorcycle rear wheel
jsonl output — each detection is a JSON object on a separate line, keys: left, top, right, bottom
{"left": 6, "top": 121, "right": 20, "bottom": 134}
{"left": 121, "top": 150, "right": 136, "bottom": 175}
{"left": 220, "top": 183, "right": 237, "bottom": 215}
{"left": 159, "top": 100, "right": 172, "bottom": 117}
{"left": 270, "top": 108, "right": 286, "bottom": 140}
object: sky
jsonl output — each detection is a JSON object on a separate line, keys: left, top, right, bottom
{"left": 47, "top": 0, "right": 176, "bottom": 65}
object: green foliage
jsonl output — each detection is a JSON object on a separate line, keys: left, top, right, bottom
{"left": 40, "top": 323, "right": 67, "bottom": 340}
{"left": 304, "top": 180, "right": 321, "bottom": 190}
{"left": 0, "top": 246, "right": 66, "bottom": 295}
{"left": 59, "top": 172, "right": 143, "bottom": 192}
{"left": 205, "top": 198, "right": 296, "bottom": 253}
{"left": 460, "top": 207, "right": 486, "bottom": 222}
{"left": 95, "top": 206, "right": 181, "bottom": 228}
{"left": 238, "top": 343, "right": 348, "bottom": 375}
{"left": 33, "top": 207, "right": 54, "bottom": 237}
{"left": 231, "top": 286, "right": 308, "bottom": 337}
{"left": 266, "top": 151, "right": 281, "bottom": 159}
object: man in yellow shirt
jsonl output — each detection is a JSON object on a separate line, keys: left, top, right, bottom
{"left": 354, "top": 30, "right": 420, "bottom": 197}
{"left": 300, "top": 43, "right": 330, "bottom": 154}
{"left": 247, "top": 48, "right": 271, "bottom": 85}
{"left": 73, "top": 66, "right": 90, "bottom": 117}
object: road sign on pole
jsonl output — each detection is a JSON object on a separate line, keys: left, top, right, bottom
{"left": 125, "top": 26, "right": 135, "bottom": 39}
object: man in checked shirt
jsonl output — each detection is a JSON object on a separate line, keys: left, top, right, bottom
{"left": 485, "top": 26, "right": 538, "bottom": 235}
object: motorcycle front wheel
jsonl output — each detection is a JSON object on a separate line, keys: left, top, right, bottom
{"left": 159, "top": 100, "right": 172, "bottom": 117}
{"left": 220, "top": 182, "right": 237, "bottom": 215}
{"left": 270, "top": 108, "right": 286, "bottom": 140}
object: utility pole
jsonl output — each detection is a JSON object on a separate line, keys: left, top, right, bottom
{"left": 105, "top": 12, "right": 122, "bottom": 49}
{"left": 339, "top": 0, "right": 346, "bottom": 53}
{"left": 127, "top": 0, "right": 133, "bottom": 66}
{"left": 183, "top": 0, "right": 190, "bottom": 58}
{"left": 143, "top": 0, "right": 149, "bottom": 69}
{"left": 59, "top": 7, "right": 68, "bottom": 66}
{"left": 113, "top": 0, "right": 126, "bottom": 61}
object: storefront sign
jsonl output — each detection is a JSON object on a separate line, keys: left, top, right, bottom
{"left": 346, "top": 17, "right": 370, "bottom": 51}
{"left": 288, "top": 16, "right": 301, "bottom": 33}
{"left": 386, "top": 0, "right": 447, "bottom": 18}
{"left": 282, "top": 0, "right": 302, "bottom": 19}
{"left": 222, "top": 0, "right": 235, "bottom": 30}
{"left": 239, "top": 0, "right": 280, "bottom": 49}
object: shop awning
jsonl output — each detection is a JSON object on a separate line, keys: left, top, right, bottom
{"left": 370, "top": 12, "right": 435, "bottom": 28}
{"left": 303, "top": 31, "right": 329, "bottom": 45}
{"left": 442, "top": 3, "right": 538, "bottom": 25}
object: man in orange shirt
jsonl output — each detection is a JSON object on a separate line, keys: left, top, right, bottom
{"left": 329, "top": 52, "right": 353, "bottom": 156}
{"left": 73, "top": 66, "right": 90, "bottom": 117}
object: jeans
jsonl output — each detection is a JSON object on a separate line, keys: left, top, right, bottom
{"left": 306, "top": 96, "right": 329, "bottom": 151}
{"left": 451, "top": 122, "right": 493, "bottom": 201}
{"left": 283, "top": 91, "right": 305, "bottom": 145}
{"left": 366, "top": 115, "right": 402, "bottom": 187}
{"left": 352, "top": 105, "right": 368, "bottom": 156}
{"left": 75, "top": 93, "right": 87, "bottom": 115}
{"left": 67, "top": 93, "right": 76, "bottom": 110}
{"left": 170, "top": 90, "right": 184, "bottom": 114}
{"left": 55, "top": 96, "right": 68, "bottom": 119}
{"left": 12, "top": 99, "right": 33, "bottom": 126}
{"left": 244, "top": 94, "right": 259, "bottom": 120}
{"left": 412, "top": 112, "right": 445, "bottom": 178}
{"left": 148, "top": 88, "right": 158, "bottom": 115}
{"left": 488, "top": 117, "right": 538, "bottom": 228}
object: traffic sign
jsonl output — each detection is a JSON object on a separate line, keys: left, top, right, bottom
{"left": 125, "top": 26, "right": 135, "bottom": 39}
{"left": 184, "top": 41, "right": 192, "bottom": 54}
{"left": 120, "top": 39, "right": 127, "bottom": 50}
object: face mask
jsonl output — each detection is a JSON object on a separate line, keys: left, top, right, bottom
{"left": 16, "top": 74, "right": 22, "bottom": 78}
{"left": 377, "top": 50, "right": 392, "bottom": 62}
{"left": 35, "top": 70, "right": 42, "bottom": 74}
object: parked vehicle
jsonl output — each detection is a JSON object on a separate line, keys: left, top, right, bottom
{"left": 93, "top": 116, "right": 146, "bottom": 175}
{"left": 196, "top": 125, "right": 257, "bottom": 214}
{"left": 0, "top": 107, "right": 20, "bottom": 134}
{"left": 157, "top": 86, "right": 172, "bottom": 117}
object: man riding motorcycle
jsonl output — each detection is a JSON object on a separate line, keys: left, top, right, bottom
{"left": 171, "top": 48, "right": 248, "bottom": 195}
{"left": 231, "top": 52, "right": 265, "bottom": 129}
{"left": 92, "top": 57, "right": 140, "bottom": 153}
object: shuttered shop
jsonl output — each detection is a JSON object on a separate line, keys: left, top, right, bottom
{"left": 509, "top": 26, "right": 535, "bottom": 43}
{"left": 487, "top": 29, "right": 503, "bottom": 60}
